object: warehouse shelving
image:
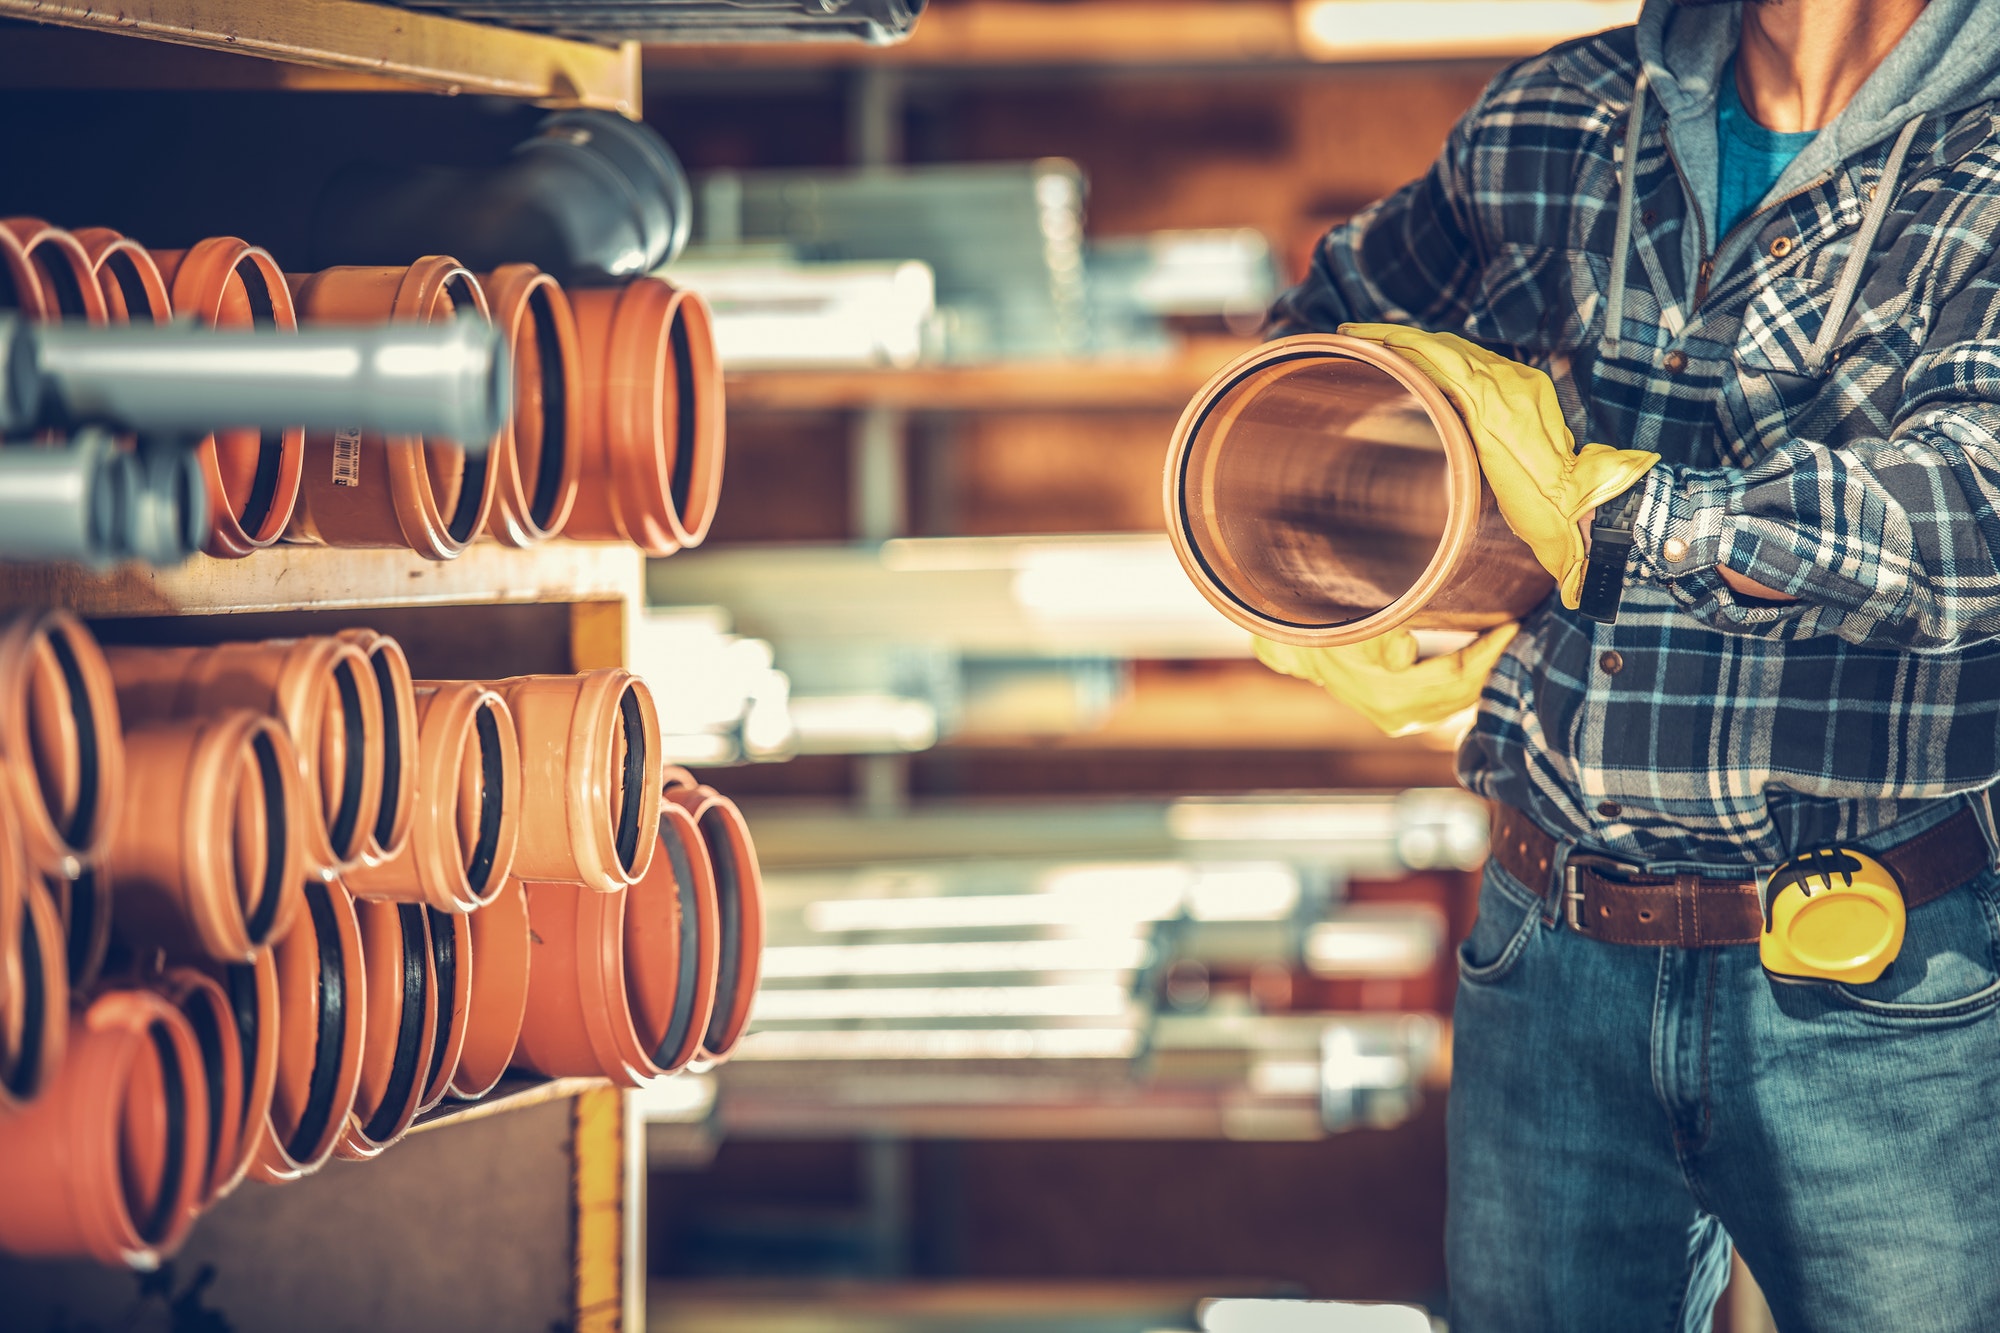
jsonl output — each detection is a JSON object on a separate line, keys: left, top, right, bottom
{"left": 0, "top": 0, "right": 640, "bottom": 111}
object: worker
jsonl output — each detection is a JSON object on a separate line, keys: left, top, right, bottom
{"left": 1257, "top": 0, "right": 2000, "bottom": 1328}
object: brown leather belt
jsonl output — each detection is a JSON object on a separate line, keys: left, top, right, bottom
{"left": 1491, "top": 803, "right": 1994, "bottom": 948}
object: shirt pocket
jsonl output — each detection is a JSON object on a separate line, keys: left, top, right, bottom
{"left": 1465, "top": 242, "right": 1606, "bottom": 355}
{"left": 1730, "top": 274, "right": 1918, "bottom": 449}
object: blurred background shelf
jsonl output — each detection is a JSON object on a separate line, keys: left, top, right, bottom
{"left": 0, "top": 0, "right": 641, "bottom": 110}
{"left": 413, "top": 1075, "right": 612, "bottom": 1135}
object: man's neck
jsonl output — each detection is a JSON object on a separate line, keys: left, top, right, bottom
{"left": 1735, "top": 0, "right": 1928, "bottom": 133}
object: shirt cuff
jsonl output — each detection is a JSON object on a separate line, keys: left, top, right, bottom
{"left": 1628, "top": 465, "right": 1735, "bottom": 584}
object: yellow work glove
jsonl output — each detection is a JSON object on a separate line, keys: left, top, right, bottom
{"left": 1253, "top": 623, "right": 1519, "bottom": 738}
{"left": 1339, "top": 323, "right": 1660, "bottom": 610}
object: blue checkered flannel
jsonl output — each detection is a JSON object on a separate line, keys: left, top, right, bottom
{"left": 1270, "top": 28, "right": 2000, "bottom": 867}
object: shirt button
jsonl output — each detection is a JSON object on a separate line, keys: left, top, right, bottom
{"left": 1769, "top": 235, "right": 1795, "bottom": 259}
{"left": 1663, "top": 350, "right": 1688, "bottom": 373}
{"left": 1663, "top": 537, "right": 1690, "bottom": 563}
{"left": 1598, "top": 801, "right": 1622, "bottom": 819}
{"left": 1599, "top": 650, "right": 1624, "bottom": 675}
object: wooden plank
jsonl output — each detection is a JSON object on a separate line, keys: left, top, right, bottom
{"left": 725, "top": 339, "right": 1254, "bottom": 415}
{"left": 409, "top": 1073, "right": 606, "bottom": 1134}
{"left": 571, "top": 1085, "right": 629, "bottom": 1333}
{"left": 0, "top": 0, "right": 641, "bottom": 114}
{"left": 0, "top": 541, "right": 645, "bottom": 618}
{"left": 645, "top": 0, "right": 1304, "bottom": 69}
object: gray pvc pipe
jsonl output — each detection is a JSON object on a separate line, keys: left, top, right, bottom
{"left": 6, "top": 315, "right": 510, "bottom": 452}
{"left": 0, "top": 431, "right": 206, "bottom": 567}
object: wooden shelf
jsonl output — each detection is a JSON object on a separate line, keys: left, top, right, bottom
{"left": 726, "top": 339, "right": 1254, "bottom": 414}
{"left": 411, "top": 1074, "right": 608, "bottom": 1135}
{"left": 0, "top": 540, "right": 644, "bottom": 619}
{"left": 0, "top": 0, "right": 641, "bottom": 114}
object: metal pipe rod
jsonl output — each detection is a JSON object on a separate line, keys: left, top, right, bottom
{"left": 0, "top": 431, "right": 204, "bottom": 566}
{"left": 6, "top": 315, "right": 510, "bottom": 452}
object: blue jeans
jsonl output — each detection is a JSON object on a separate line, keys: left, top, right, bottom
{"left": 1447, "top": 852, "right": 2000, "bottom": 1333}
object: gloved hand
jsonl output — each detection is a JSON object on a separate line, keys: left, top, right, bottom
{"left": 1339, "top": 323, "right": 1660, "bottom": 610}
{"left": 1252, "top": 623, "right": 1519, "bottom": 738}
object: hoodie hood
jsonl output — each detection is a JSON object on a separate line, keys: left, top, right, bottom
{"left": 1632, "top": 0, "right": 2000, "bottom": 273}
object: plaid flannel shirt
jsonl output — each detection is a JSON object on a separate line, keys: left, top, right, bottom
{"left": 1270, "top": 28, "right": 2000, "bottom": 867}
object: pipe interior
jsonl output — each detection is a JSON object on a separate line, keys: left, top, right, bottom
{"left": 361, "top": 904, "right": 430, "bottom": 1144}
{"left": 238, "top": 728, "right": 288, "bottom": 946}
{"left": 30, "top": 245, "right": 90, "bottom": 320}
{"left": 462, "top": 702, "right": 507, "bottom": 901}
{"left": 104, "top": 251, "right": 158, "bottom": 323}
{"left": 424, "top": 273, "right": 491, "bottom": 544}
{"left": 653, "top": 818, "right": 704, "bottom": 1066}
{"left": 119, "top": 1020, "right": 188, "bottom": 1246}
{"left": 324, "top": 660, "right": 368, "bottom": 861}
{"left": 700, "top": 809, "right": 743, "bottom": 1053}
{"left": 613, "top": 686, "right": 646, "bottom": 874}
{"left": 420, "top": 907, "right": 457, "bottom": 1098}
{"left": 368, "top": 649, "right": 404, "bottom": 852}
{"left": 285, "top": 880, "right": 348, "bottom": 1163}
{"left": 216, "top": 255, "right": 286, "bottom": 536}
{"left": 181, "top": 988, "right": 229, "bottom": 1196}
{"left": 3, "top": 892, "right": 48, "bottom": 1098}
{"left": 29, "top": 625, "right": 102, "bottom": 851}
{"left": 1180, "top": 352, "right": 1452, "bottom": 629}
{"left": 666, "top": 303, "right": 698, "bottom": 521}
{"left": 523, "top": 283, "right": 569, "bottom": 528}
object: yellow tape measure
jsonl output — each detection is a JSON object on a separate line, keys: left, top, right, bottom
{"left": 1758, "top": 847, "right": 1906, "bottom": 984}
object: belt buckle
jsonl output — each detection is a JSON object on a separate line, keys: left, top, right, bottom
{"left": 1562, "top": 853, "right": 1637, "bottom": 933}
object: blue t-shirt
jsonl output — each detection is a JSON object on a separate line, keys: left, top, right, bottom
{"left": 1717, "top": 61, "right": 1817, "bottom": 237}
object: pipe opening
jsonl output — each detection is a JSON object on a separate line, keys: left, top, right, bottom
{"left": 181, "top": 989, "right": 228, "bottom": 1199}
{"left": 700, "top": 810, "right": 743, "bottom": 1054}
{"left": 285, "top": 881, "right": 348, "bottom": 1163}
{"left": 58, "top": 867, "right": 104, "bottom": 986}
{"left": 241, "top": 729, "right": 288, "bottom": 946}
{"left": 124, "top": 1021, "right": 188, "bottom": 1247}
{"left": 464, "top": 701, "right": 506, "bottom": 901}
{"left": 3, "top": 893, "right": 47, "bottom": 1098}
{"left": 524, "top": 284, "right": 568, "bottom": 528}
{"left": 362, "top": 904, "right": 430, "bottom": 1144}
{"left": 666, "top": 306, "right": 698, "bottom": 521}
{"left": 421, "top": 906, "right": 457, "bottom": 1098}
{"left": 223, "top": 962, "right": 259, "bottom": 1126}
{"left": 430, "top": 275, "right": 491, "bottom": 546}
{"left": 326, "top": 660, "right": 367, "bottom": 860}
{"left": 30, "top": 246, "right": 90, "bottom": 320}
{"left": 229, "top": 255, "right": 286, "bottom": 537}
{"left": 613, "top": 686, "right": 646, "bottom": 875}
{"left": 367, "top": 649, "right": 403, "bottom": 852}
{"left": 1178, "top": 350, "right": 1452, "bottom": 630}
{"left": 106, "top": 252, "right": 158, "bottom": 323}
{"left": 654, "top": 820, "right": 703, "bottom": 1068}
{"left": 39, "top": 624, "right": 103, "bottom": 851}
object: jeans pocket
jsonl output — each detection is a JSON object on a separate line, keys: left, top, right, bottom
{"left": 1457, "top": 863, "right": 1544, "bottom": 986}
{"left": 1828, "top": 874, "right": 2000, "bottom": 1022}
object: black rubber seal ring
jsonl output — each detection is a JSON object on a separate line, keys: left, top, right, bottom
{"left": 243, "top": 729, "right": 288, "bottom": 946}
{"left": 181, "top": 991, "right": 227, "bottom": 1196}
{"left": 4, "top": 893, "right": 46, "bottom": 1098}
{"left": 362, "top": 904, "right": 430, "bottom": 1144}
{"left": 369, "top": 650, "right": 404, "bottom": 852}
{"left": 328, "top": 660, "right": 367, "bottom": 860}
{"left": 422, "top": 906, "right": 458, "bottom": 1098}
{"left": 525, "top": 284, "right": 568, "bottom": 529}
{"left": 613, "top": 686, "right": 645, "bottom": 875}
{"left": 654, "top": 818, "right": 703, "bottom": 1068}
{"left": 234, "top": 256, "right": 284, "bottom": 538}
{"left": 285, "top": 881, "right": 347, "bottom": 1164}
{"left": 667, "top": 307, "right": 697, "bottom": 520}
{"left": 135, "top": 1021, "right": 188, "bottom": 1246}
{"left": 46, "top": 625, "right": 102, "bottom": 851}
{"left": 465, "top": 702, "right": 506, "bottom": 901}
{"left": 700, "top": 810, "right": 742, "bottom": 1053}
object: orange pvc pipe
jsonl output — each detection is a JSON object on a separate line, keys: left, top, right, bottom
{"left": 151, "top": 238, "right": 308, "bottom": 560}
{"left": 1, "top": 219, "right": 109, "bottom": 325}
{"left": 447, "top": 875, "right": 530, "bottom": 1100}
{"left": 1163, "top": 333, "right": 1554, "bottom": 648}
{"left": 0, "top": 987, "right": 206, "bottom": 1267}
{"left": 344, "top": 682, "right": 521, "bottom": 913}
{"left": 0, "top": 222, "right": 46, "bottom": 318}
{"left": 0, "top": 875, "right": 68, "bottom": 1115}
{"left": 106, "top": 712, "right": 307, "bottom": 961}
{"left": 638, "top": 801, "right": 720, "bottom": 1076}
{"left": 250, "top": 879, "right": 365, "bottom": 1183}
{"left": 338, "top": 629, "right": 418, "bottom": 868}
{"left": 334, "top": 898, "right": 438, "bottom": 1159}
{"left": 0, "top": 789, "right": 25, "bottom": 1068}
{"left": 486, "top": 671, "right": 662, "bottom": 893}
{"left": 286, "top": 259, "right": 501, "bottom": 559}
{"left": 566, "top": 279, "right": 726, "bottom": 555}
{"left": 107, "top": 637, "right": 388, "bottom": 878}
{"left": 152, "top": 966, "right": 243, "bottom": 1208}
{"left": 663, "top": 782, "right": 763, "bottom": 1063}
{"left": 0, "top": 609, "right": 125, "bottom": 881}
{"left": 73, "top": 228, "right": 172, "bottom": 325}
{"left": 417, "top": 905, "right": 472, "bottom": 1111}
{"left": 198, "top": 949, "right": 280, "bottom": 1199}
{"left": 481, "top": 265, "right": 582, "bottom": 546}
